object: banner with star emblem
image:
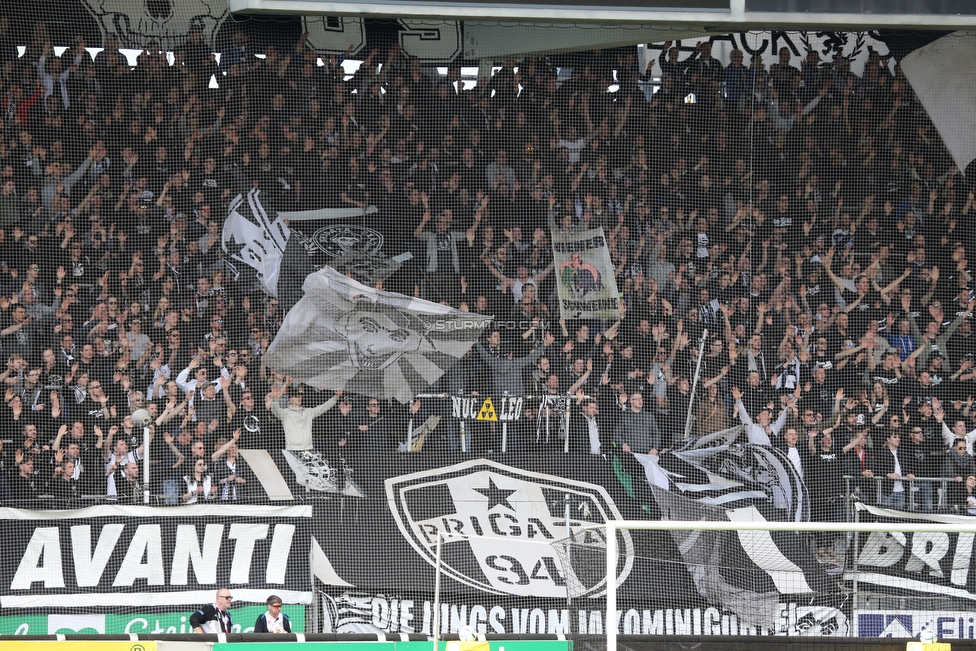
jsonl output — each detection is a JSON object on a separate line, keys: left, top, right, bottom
{"left": 385, "top": 458, "right": 634, "bottom": 599}
{"left": 307, "top": 451, "right": 852, "bottom": 637}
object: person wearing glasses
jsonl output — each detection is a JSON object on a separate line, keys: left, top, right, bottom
{"left": 943, "top": 438, "right": 976, "bottom": 509}
{"left": 176, "top": 356, "right": 230, "bottom": 408}
{"left": 253, "top": 594, "right": 291, "bottom": 633}
{"left": 203, "top": 316, "right": 226, "bottom": 346}
{"left": 868, "top": 430, "right": 916, "bottom": 510}
{"left": 225, "top": 382, "right": 264, "bottom": 446}
{"left": 79, "top": 378, "right": 118, "bottom": 428}
{"left": 190, "top": 589, "right": 234, "bottom": 634}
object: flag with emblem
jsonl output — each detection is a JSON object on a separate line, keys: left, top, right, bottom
{"left": 262, "top": 266, "right": 492, "bottom": 403}
{"left": 222, "top": 192, "right": 411, "bottom": 299}
{"left": 607, "top": 427, "right": 839, "bottom": 630}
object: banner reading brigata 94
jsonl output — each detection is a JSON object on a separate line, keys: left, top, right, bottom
{"left": 551, "top": 225, "right": 621, "bottom": 321}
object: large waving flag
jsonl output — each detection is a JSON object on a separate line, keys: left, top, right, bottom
{"left": 262, "top": 267, "right": 492, "bottom": 403}
{"left": 608, "top": 427, "right": 840, "bottom": 630}
{"left": 899, "top": 32, "right": 976, "bottom": 175}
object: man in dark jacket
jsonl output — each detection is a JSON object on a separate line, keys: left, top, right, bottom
{"left": 253, "top": 594, "right": 291, "bottom": 633}
{"left": 568, "top": 397, "right": 606, "bottom": 455}
{"left": 476, "top": 331, "right": 554, "bottom": 396}
{"left": 869, "top": 431, "right": 917, "bottom": 510}
{"left": 904, "top": 425, "right": 943, "bottom": 511}
{"left": 613, "top": 392, "right": 661, "bottom": 455}
{"left": 190, "top": 589, "right": 234, "bottom": 634}
{"left": 943, "top": 438, "right": 976, "bottom": 507}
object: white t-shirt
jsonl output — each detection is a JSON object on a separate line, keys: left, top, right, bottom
{"left": 104, "top": 450, "right": 140, "bottom": 497}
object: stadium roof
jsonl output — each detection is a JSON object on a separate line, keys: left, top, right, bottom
{"left": 228, "top": 0, "right": 976, "bottom": 29}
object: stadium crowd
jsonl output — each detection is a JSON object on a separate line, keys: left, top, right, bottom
{"left": 0, "top": 25, "right": 974, "bottom": 519}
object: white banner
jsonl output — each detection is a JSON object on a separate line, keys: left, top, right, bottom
{"left": 322, "top": 592, "right": 849, "bottom": 636}
{"left": 551, "top": 227, "right": 620, "bottom": 321}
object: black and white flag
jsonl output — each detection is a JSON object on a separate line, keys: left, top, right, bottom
{"left": 221, "top": 188, "right": 290, "bottom": 297}
{"left": 262, "top": 267, "right": 492, "bottom": 403}
{"left": 612, "top": 426, "right": 837, "bottom": 630}
{"left": 222, "top": 194, "right": 409, "bottom": 299}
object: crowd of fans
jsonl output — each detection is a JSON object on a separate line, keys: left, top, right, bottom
{"left": 0, "top": 23, "right": 974, "bottom": 520}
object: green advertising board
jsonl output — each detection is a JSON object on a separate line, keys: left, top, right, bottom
{"left": 0, "top": 605, "right": 305, "bottom": 635}
{"left": 0, "top": 615, "right": 46, "bottom": 636}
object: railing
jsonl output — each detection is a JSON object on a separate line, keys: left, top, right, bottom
{"left": 842, "top": 475, "right": 961, "bottom": 514}
{"left": 416, "top": 392, "right": 573, "bottom": 453}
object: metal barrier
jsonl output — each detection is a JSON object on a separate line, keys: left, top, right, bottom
{"left": 416, "top": 392, "right": 573, "bottom": 453}
{"left": 842, "top": 475, "right": 954, "bottom": 514}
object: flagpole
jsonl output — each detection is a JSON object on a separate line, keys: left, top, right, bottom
{"left": 563, "top": 399, "right": 571, "bottom": 454}
{"left": 143, "top": 426, "right": 151, "bottom": 505}
{"left": 433, "top": 531, "right": 443, "bottom": 651}
{"left": 684, "top": 328, "right": 708, "bottom": 441}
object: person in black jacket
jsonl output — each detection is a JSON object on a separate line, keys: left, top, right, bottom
{"left": 614, "top": 392, "right": 662, "bottom": 455}
{"left": 190, "top": 589, "right": 234, "bottom": 634}
{"left": 943, "top": 438, "right": 976, "bottom": 508}
{"left": 567, "top": 397, "right": 606, "bottom": 455}
{"left": 9, "top": 455, "right": 38, "bottom": 505}
{"left": 253, "top": 594, "right": 291, "bottom": 633}
{"left": 904, "top": 425, "right": 944, "bottom": 512}
{"left": 476, "top": 331, "right": 554, "bottom": 396}
{"left": 869, "top": 431, "right": 916, "bottom": 510}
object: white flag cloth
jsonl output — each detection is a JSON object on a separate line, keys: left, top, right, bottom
{"left": 263, "top": 267, "right": 493, "bottom": 403}
{"left": 221, "top": 188, "right": 289, "bottom": 297}
{"left": 901, "top": 32, "right": 976, "bottom": 174}
{"left": 551, "top": 224, "right": 620, "bottom": 320}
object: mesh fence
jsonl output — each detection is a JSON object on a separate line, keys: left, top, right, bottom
{"left": 0, "top": 0, "right": 974, "bottom": 637}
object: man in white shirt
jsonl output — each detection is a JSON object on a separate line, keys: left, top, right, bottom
{"left": 731, "top": 386, "right": 789, "bottom": 446}
{"left": 176, "top": 356, "right": 231, "bottom": 407}
{"left": 935, "top": 398, "right": 976, "bottom": 456}
{"left": 778, "top": 428, "right": 805, "bottom": 479}
{"left": 265, "top": 386, "right": 338, "bottom": 451}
